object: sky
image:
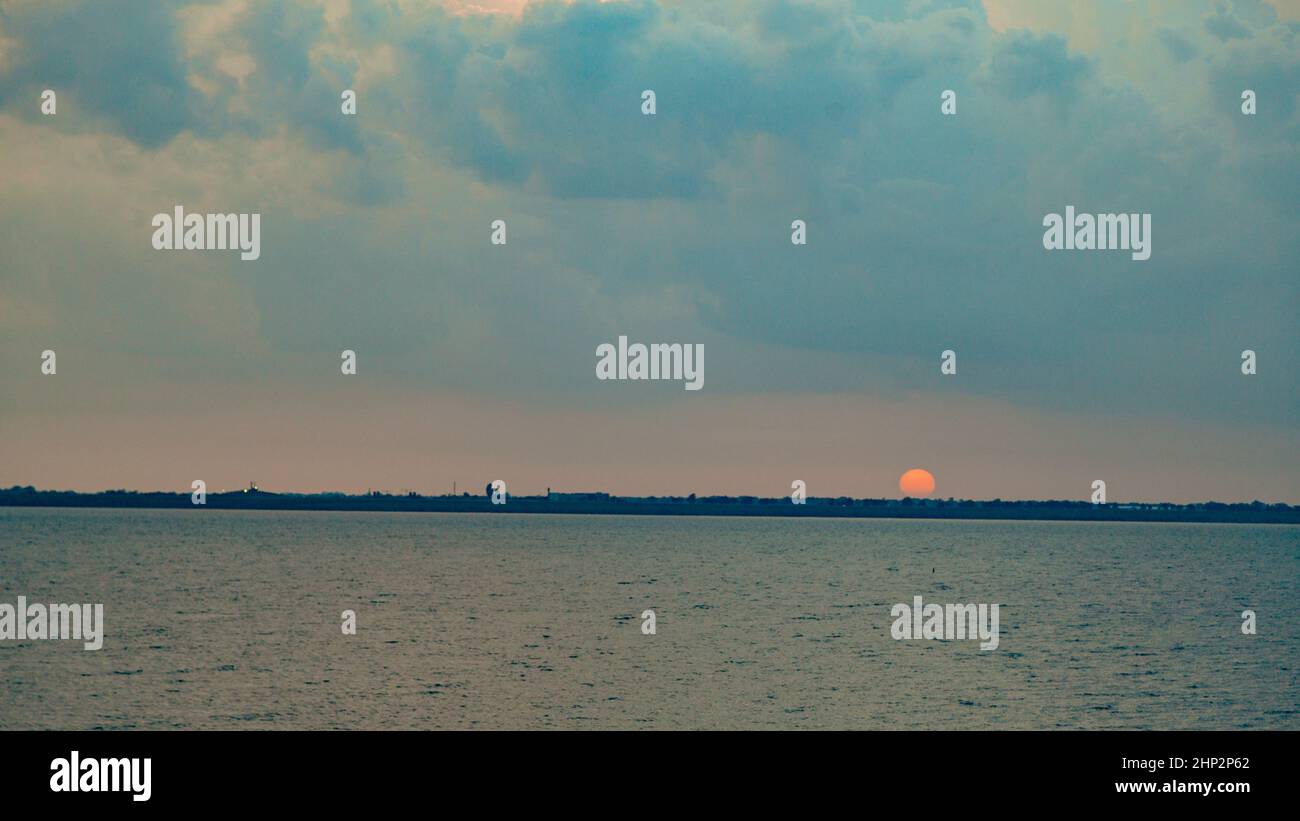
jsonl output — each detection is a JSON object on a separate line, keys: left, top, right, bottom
{"left": 0, "top": 0, "right": 1296, "bottom": 502}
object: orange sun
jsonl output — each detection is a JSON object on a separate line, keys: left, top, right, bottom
{"left": 899, "top": 468, "right": 936, "bottom": 497}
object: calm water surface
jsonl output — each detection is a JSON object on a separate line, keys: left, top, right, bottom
{"left": 1, "top": 508, "right": 1296, "bottom": 729}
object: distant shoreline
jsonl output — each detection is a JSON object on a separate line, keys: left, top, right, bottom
{"left": 2, "top": 488, "right": 1297, "bottom": 524}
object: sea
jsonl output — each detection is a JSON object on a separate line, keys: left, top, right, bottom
{"left": 1, "top": 507, "right": 1296, "bottom": 729}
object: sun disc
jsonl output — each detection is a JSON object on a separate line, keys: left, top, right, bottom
{"left": 899, "top": 468, "right": 936, "bottom": 497}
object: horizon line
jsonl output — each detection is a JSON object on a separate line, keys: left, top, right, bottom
{"left": 4, "top": 484, "right": 1296, "bottom": 509}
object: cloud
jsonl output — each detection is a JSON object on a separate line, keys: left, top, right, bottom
{"left": 0, "top": 0, "right": 197, "bottom": 147}
{"left": 1205, "top": 5, "right": 1254, "bottom": 40}
{"left": 985, "top": 30, "right": 1090, "bottom": 98}
{"left": 1158, "top": 28, "right": 1199, "bottom": 62}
